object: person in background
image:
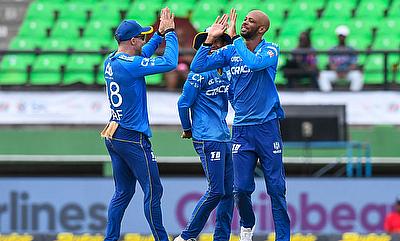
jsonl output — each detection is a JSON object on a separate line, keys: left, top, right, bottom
{"left": 384, "top": 196, "right": 400, "bottom": 234}
{"left": 318, "top": 25, "right": 364, "bottom": 92}
{"left": 282, "top": 31, "right": 318, "bottom": 89}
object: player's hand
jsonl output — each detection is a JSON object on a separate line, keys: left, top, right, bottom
{"left": 227, "top": 8, "right": 237, "bottom": 38}
{"left": 205, "top": 14, "right": 228, "bottom": 44}
{"left": 159, "top": 7, "right": 175, "bottom": 35}
{"left": 181, "top": 130, "right": 192, "bottom": 139}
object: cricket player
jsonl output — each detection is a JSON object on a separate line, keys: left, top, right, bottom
{"left": 175, "top": 30, "right": 233, "bottom": 241}
{"left": 101, "top": 8, "right": 178, "bottom": 241}
{"left": 190, "top": 9, "right": 290, "bottom": 241}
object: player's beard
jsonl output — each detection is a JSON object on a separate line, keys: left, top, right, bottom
{"left": 240, "top": 27, "right": 257, "bottom": 40}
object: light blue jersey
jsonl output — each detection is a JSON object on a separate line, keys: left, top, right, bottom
{"left": 190, "top": 38, "right": 284, "bottom": 126}
{"left": 103, "top": 31, "right": 178, "bottom": 137}
{"left": 177, "top": 68, "right": 231, "bottom": 142}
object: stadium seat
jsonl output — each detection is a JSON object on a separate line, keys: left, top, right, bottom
{"left": 72, "top": 38, "right": 108, "bottom": 51}
{"left": 280, "top": 18, "right": 314, "bottom": 37}
{"left": 378, "top": 18, "right": 400, "bottom": 35}
{"left": 84, "top": 19, "right": 116, "bottom": 39}
{"left": 191, "top": 17, "right": 212, "bottom": 32}
{"left": 40, "top": 38, "right": 71, "bottom": 51}
{"left": 51, "top": 19, "right": 81, "bottom": 39}
{"left": 277, "top": 35, "right": 297, "bottom": 51}
{"left": 363, "top": 55, "right": 385, "bottom": 84}
{"left": 64, "top": 55, "right": 102, "bottom": 85}
{"left": 30, "top": 55, "right": 67, "bottom": 85}
{"left": 356, "top": 0, "right": 388, "bottom": 18}
{"left": 125, "top": 1, "right": 161, "bottom": 26}
{"left": 0, "top": 55, "right": 34, "bottom": 85}
{"left": 388, "top": 0, "right": 400, "bottom": 17}
{"left": 288, "top": 0, "right": 325, "bottom": 19}
{"left": 145, "top": 73, "right": 163, "bottom": 86}
{"left": 275, "top": 71, "right": 287, "bottom": 86}
{"left": 312, "top": 18, "right": 349, "bottom": 37}
{"left": 24, "top": 1, "right": 61, "bottom": 21}
{"left": 8, "top": 37, "right": 41, "bottom": 50}
{"left": 373, "top": 34, "right": 400, "bottom": 50}
{"left": 90, "top": 2, "right": 124, "bottom": 23}
{"left": 347, "top": 34, "right": 372, "bottom": 50}
{"left": 259, "top": 1, "right": 290, "bottom": 18}
{"left": 18, "top": 20, "right": 50, "bottom": 38}
{"left": 57, "top": 2, "right": 91, "bottom": 23}
{"left": 312, "top": 35, "right": 337, "bottom": 50}
{"left": 317, "top": 55, "right": 329, "bottom": 70}
{"left": 165, "top": 0, "right": 194, "bottom": 18}
{"left": 322, "top": 0, "right": 356, "bottom": 18}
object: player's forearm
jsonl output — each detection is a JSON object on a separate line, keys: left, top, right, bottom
{"left": 141, "top": 32, "right": 163, "bottom": 58}
{"left": 177, "top": 101, "right": 192, "bottom": 131}
{"left": 162, "top": 30, "right": 179, "bottom": 70}
{"left": 233, "top": 38, "right": 278, "bottom": 71}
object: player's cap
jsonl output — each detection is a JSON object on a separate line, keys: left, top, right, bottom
{"left": 192, "top": 27, "right": 232, "bottom": 51}
{"left": 335, "top": 25, "right": 350, "bottom": 37}
{"left": 115, "top": 20, "right": 154, "bottom": 42}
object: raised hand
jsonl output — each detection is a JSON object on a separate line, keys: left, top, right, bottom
{"left": 227, "top": 8, "right": 237, "bottom": 38}
{"left": 159, "top": 7, "right": 175, "bottom": 35}
{"left": 205, "top": 14, "right": 229, "bottom": 43}
{"left": 181, "top": 130, "right": 192, "bottom": 139}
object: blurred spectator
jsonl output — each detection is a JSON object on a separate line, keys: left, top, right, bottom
{"left": 151, "top": 17, "right": 196, "bottom": 90}
{"left": 318, "top": 25, "right": 364, "bottom": 92}
{"left": 282, "top": 31, "right": 318, "bottom": 89}
{"left": 384, "top": 196, "right": 400, "bottom": 234}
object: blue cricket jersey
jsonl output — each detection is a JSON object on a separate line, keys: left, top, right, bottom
{"left": 190, "top": 37, "right": 284, "bottom": 126}
{"left": 104, "top": 31, "right": 178, "bottom": 137}
{"left": 177, "top": 68, "right": 231, "bottom": 142}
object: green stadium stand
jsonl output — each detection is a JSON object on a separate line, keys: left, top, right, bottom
{"left": 90, "top": 2, "right": 123, "bottom": 23}
{"left": 317, "top": 55, "right": 329, "bottom": 70}
{"left": 8, "top": 37, "right": 41, "bottom": 50}
{"left": 58, "top": 2, "right": 91, "bottom": 23}
{"left": 312, "top": 35, "right": 337, "bottom": 50}
{"left": 356, "top": 0, "right": 388, "bottom": 18}
{"left": 84, "top": 19, "right": 116, "bottom": 39}
{"left": 379, "top": 17, "right": 400, "bottom": 34}
{"left": 41, "top": 38, "right": 71, "bottom": 51}
{"left": 125, "top": 1, "right": 161, "bottom": 26}
{"left": 165, "top": 0, "right": 195, "bottom": 18}
{"left": 388, "top": 0, "right": 400, "bottom": 17}
{"left": 64, "top": 55, "right": 101, "bottom": 85}
{"left": 322, "top": 0, "right": 356, "bottom": 18}
{"left": 312, "top": 18, "right": 349, "bottom": 37}
{"left": 364, "top": 55, "right": 385, "bottom": 84}
{"left": 288, "top": 0, "right": 325, "bottom": 19}
{"left": 18, "top": 20, "right": 50, "bottom": 38}
{"left": 30, "top": 55, "right": 67, "bottom": 85}
{"left": 145, "top": 73, "right": 163, "bottom": 86}
{"left": 72, "top": 38, "right": 108, "bottom": 51}
{"left": 259, "top": 1, "right": 290, "bottom": 18}
{"left": 51, "top": 20, "right": 81, "bottom": 39}
{"left": 373, "top": 34, "right": 400, "bottom": 50}
{"left": 280, "top": 18, "right": 314, "bottom": 37}
{"left": 277, "top": 35, "right": 297, "bottom": 51}
{"left": 24, "top": 1, "right": 61, "bottom": 21}
{"left": 0, "top": 55, "right": 34, "bottom": 85}
{"left": 347, "top": 34, "right": 372, "bottom": 50}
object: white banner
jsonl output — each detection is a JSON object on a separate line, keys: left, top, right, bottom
{"left": 0, "top": 91, "right": 399, "bottom": 125}
{"left": 0, "top": 178, "right": 399, "bottom": 234}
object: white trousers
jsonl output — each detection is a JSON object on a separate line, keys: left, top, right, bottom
{"left": 318, "top": 70, "right": 364, "bottom": 92}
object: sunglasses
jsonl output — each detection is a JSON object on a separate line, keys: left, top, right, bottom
{"left": 135, "top": 34, "right": 146, "bottom": 41}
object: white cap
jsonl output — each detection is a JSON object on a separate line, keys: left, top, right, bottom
{"left": 335, "top": 25, "right": 350, "bottom": 36}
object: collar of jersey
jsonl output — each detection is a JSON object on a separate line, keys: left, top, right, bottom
{"left": 111, "top": 52, "right": 130, "bottom": 60}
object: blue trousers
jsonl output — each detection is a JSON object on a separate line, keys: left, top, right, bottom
{"left": 232, "top": 119, "right": 290, "bottom": 241}
{"left": 181, "top": 140, "right": 234, "bottom": 241}
{"left": 104, "top": 127, "right": 168, "bottom": 241}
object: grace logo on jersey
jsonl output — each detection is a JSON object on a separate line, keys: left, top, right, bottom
{"left": 273, "top": 142, "right": 282, "bottom": 154}
{"left": 210, "top": 151, "right": 221, "bottom": 161}
{"left": 232, "top": 144, "right": 241, "bottom": 154}
{"left": 206, "top": 85, "right": 229, "bottom": 96}
{"left": 230, "top": 65, "right": 251, "bottom": 75}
